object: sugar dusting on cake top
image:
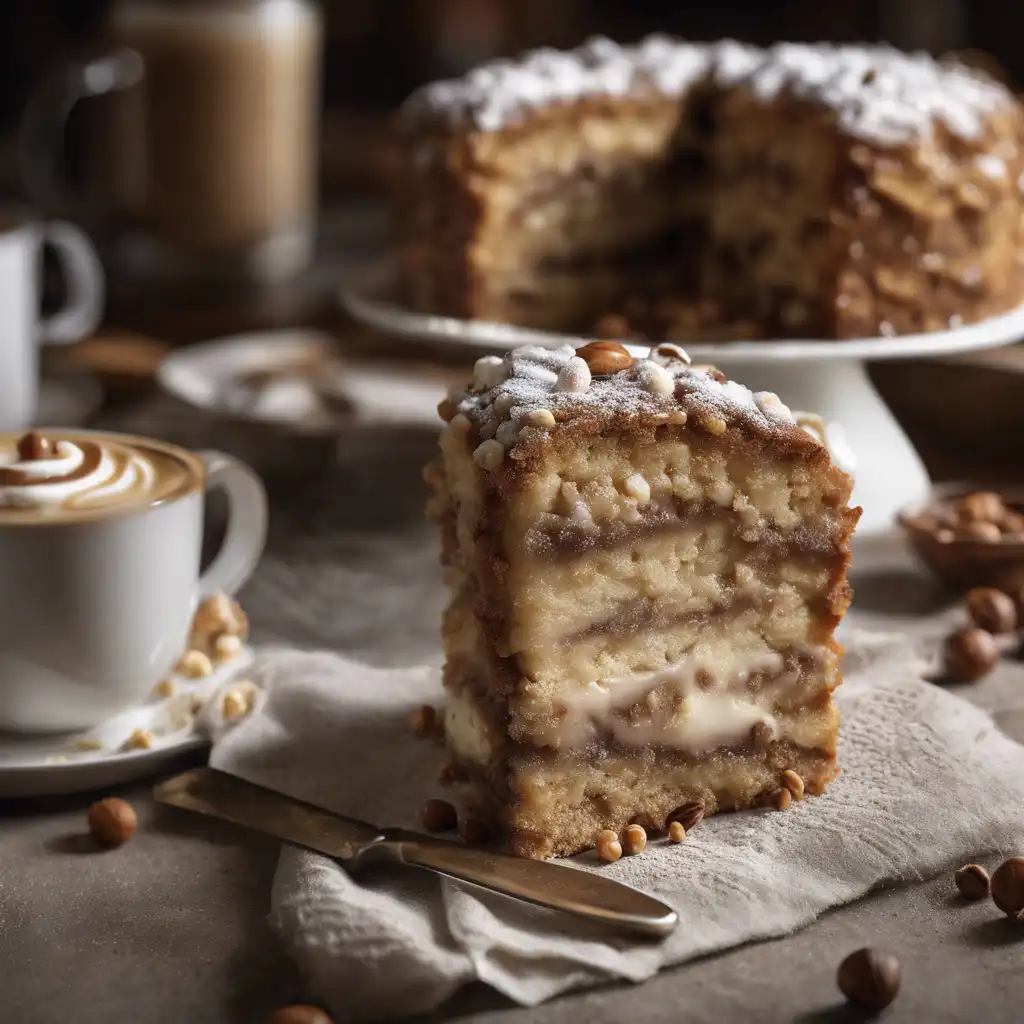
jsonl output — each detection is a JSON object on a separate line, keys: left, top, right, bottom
{"left": 401, "top": 36, "right": 1014, "bottom": 146}
{"left": 444, "top": 343, "right": 828, "bottom": 474}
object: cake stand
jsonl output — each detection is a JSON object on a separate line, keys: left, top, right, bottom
{"left": 342, "top": 262, "right": 1024, "bottom": 535}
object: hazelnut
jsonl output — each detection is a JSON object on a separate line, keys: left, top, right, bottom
{"left": 990, "top": 856, "right": 1024, "bottom": 919}
{"left": 16, "top": 430, "right": 53, "bottom": 460}
{"left": 667, "top": 821, "right": 686, "bottom": 843}
{"left": 965, "top": 587, "right": 1018, "bottom": 634}
{"left": 957, "top": 491, "right": 1005, "bottom": 524}
{"left": 457, "top": 817, "right": 491, "bottom": 845}
{"left": 943, "top": 627, "right": 999, "bottom": 682}
{"left": 837, "top": 948, "right": 902, "bottom": 1010}
{"left": 668, "top": 801, "right": 705, "bottom": 831}
{"left": 955, "top": 863, "right": 991, "bottom": 901}
{"left": 781, "top": 769, "right": 805, "bottom": 801}
{"left": 575, "top": 341, "right": 633, "bottom": 376}
{"left": 420, "top": 798, "right": 457, "bottom": 832}
{"left": 596, "top": 829, "right": 623, "bottom": 863}
{"left": 436, "top": 398, "right": 458, "bottom": 423}
{"left": 87, "top": 797, "right": 137, "bottom": 848}
{"left": 957, "top": 521, "right": 1002, "bottom": 543}
{"left": 222, "top": 682, "right": 259, "bottom": 722}
{"left": 411, "top": 705, "right": 437, "bottom": 738}
{"left": 773, "top": 787, "right": 793, "bottom": 811}
{"left": 120, "top": 729, "right": 154, "bottom": 752}
{"left": 192, "top": 592, "right": 249, "bottom": 642}
{"left": 622, "top": 824, "right": 647, "bottom": 855}
{"left": 266, "top": 1007, "right": 334, "bottom": 1024}
{"left": 651, "top": 342, "right": 692, "bottom": 368}
{"left": 177, "top": 649, "right": 214, "bottom": 679}
{"left": 212, "top": 633, "right": 244, "bottom": 663}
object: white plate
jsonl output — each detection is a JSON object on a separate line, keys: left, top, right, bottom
{"left": 0, "top": 651, "right": 254, "bottom": 798}
{"left": 157, "top": 328, "right": 446, "bottom": 436}
{"left": 341, "top": 259, "right": 1024, "bottom": 361}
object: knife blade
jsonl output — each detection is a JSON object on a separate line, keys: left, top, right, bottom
{"left": 155, "top": 767, "right": 679, "bottom": 938}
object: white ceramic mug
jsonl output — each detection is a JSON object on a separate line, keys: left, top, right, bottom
{"left": 0, "top": 431, "right": 267, "bottom": 733}
{"left": 0, "top": 213, "right": 105, "bottom": 431}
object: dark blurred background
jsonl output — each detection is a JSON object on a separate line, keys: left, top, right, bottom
{"left": 0, "top": 0, "right": 1020, "bottom": 201}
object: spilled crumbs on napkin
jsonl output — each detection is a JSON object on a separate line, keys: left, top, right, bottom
{"left": 210, "top": 632, "right": 1024, "bottom": 1020}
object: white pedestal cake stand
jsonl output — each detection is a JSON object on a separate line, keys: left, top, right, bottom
{"left": 342, "top": 263, "right": 1024, "bottom": 535}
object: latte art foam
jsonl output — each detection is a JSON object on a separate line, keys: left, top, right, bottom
{"left": 0, "top": 433, "right": 197, "bottom": 519}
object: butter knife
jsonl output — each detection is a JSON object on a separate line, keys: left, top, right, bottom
{"left": 154, "top": 767, "right": 678, "bottom": 937}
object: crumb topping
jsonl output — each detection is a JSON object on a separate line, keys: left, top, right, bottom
{"left": 451, "top": 344, "right": 820, "bottom": 469}
{"left": 401, "top": 36, "right": 1014, "bottom": 146}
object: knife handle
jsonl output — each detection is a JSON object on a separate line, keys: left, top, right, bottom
{"left": 376, "top": 832, "right": 678, "bottom": 937}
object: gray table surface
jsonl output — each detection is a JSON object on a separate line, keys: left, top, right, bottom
{"left": 3, "top": 418, "right": 1024, "bottom": 1024}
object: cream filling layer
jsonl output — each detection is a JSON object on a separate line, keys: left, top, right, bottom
{"left": 519, "top": 638, "right": 830, "bottom": 751}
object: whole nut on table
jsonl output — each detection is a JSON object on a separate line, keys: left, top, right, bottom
{"left": 943, "top": 627, "right": 999, "bottom": 682}
{"left": 990, "top": 857, "right": 1024, "bottom": 920}
{"left": 965, "top": 587, "right": 1018, "bottom": 634}
{"left": 836, "top": 947, "right": 902, "bottom": 1010}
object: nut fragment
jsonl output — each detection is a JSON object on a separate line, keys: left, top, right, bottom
{"left": 192, "top": 592, "right": 249, "bottom": 643}
{"left": 472, "top": 439, "right": 505, "bottom": 471}
{"left": 667, "top": 821, "right": 686, "bottom": 843}
{"left": 596, "top": 828, "right": 623, "bottom": 863}
{"left": 412, "top": 704, "right": 437, "bottom": 738}
{"left": 837, "top": 948, "right": 902, "bottom": 1010}
{"left": 222, "top": 682, "right": 259, "bottom": 722}
{"left": 212, "top": 633, "right": 244, "bottom": 663}
{"left": 120, "top": 729, "right": 153, "bottom": 752}
{"left": 668, "top": 801, "right": 705, "bottom": 831}
{"left": 472, "top": 355, "right": 507, "bottom": 391}
{"left": 266, "top": 1007, "right": 334, "bottom": 1024}
{"left": 955, "top": 863, "right": 991, "bottom": 901}
{"left": 420, "top": 799, "right": 457, "bottom": 832}
{"left": 701, "top": 414, "right": 728, "bottom": 436}
{"left": 957, "top": 490, "right": 1005, "bottom": 523}
{"left": 177, "top": 649, "right": 214, "bottom": 679}
{"left": 781, "top": 769, "right": 805, "bottom": 801}
{"left": 990, "top": 857, "right": 1024, "bottom": 919}
{"left": 622, "top": 823, "right": 647, "bottom": 855}
{"left": 651, "top": 342, "right": 691, "bottom": 367}
{"left": 522, "top": 408, "right": 556, "bottom": 430}
{"left": 965, "top": 587, "right": 1018, "bottom": 634}
{"left": 636, "top": 360, "right": 674, "bottom": 396}
{"left": 16, "top": 430, "right": 53, "bottom": 460}
{"left": 943, "top": 627, "right": 999, "bottom": 682}
{"left": 773, "top": 787, "right": 792, "bottom": 810}
{"left": 556, "top": 356, "right": 592, "bottom": 393}
{"left": 87, "top": 797, "right": 137, "bottom": 848}
{"left": 436, "top": 398, "right": 457, "bottom": 423}
{"left": 575, "top": 341, "right": 633, "bottom": 376}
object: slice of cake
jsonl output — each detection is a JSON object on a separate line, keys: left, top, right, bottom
{"left": 395, "top": 38, "right": 1024, "bottom": 339}
{"left": 426, "top": 342, "right": 860, "bottom": 859}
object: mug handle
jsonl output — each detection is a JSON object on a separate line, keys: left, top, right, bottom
{"left": 197, "top": 451, "right": 269, "bottom": 598}
{"left": 39, "top": 221, "right": 106, "bottom": 345}
{"left": 18, "top": 49, "right": 143, "bottom": 221}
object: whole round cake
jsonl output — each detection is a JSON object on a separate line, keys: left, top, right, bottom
{"left": 393, "top": 37, "right": 1024, "bottom": 341}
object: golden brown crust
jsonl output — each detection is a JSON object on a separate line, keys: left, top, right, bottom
{"left": 395, "top": 42, "right": 1024, "bottom": 339}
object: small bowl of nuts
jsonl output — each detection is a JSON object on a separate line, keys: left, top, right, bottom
{"left": 898, "top": 484, "right": 1024, "bottom": 593}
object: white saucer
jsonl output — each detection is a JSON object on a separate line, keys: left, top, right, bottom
{"left": 157, "top": 328, "right": 447, "bottom": 437}
{"left": 0, "top": 651, "right": 254, "bottom": 799}
{"left": 341, "top": 258, "right": 1024, "bottom": 361}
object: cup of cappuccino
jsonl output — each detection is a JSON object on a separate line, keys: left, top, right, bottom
{"left": 0, "top": 429, "right": 268, "bottom": 733}
{"left": 0, "top": 211, "right": 105, "bottom": 431}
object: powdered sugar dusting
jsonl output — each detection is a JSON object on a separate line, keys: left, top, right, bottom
{"left": 452, "top": 344, "right": 819, "bottom": 465}
{"left": 400, "top": 36, "right": 1013, "bottom": 146}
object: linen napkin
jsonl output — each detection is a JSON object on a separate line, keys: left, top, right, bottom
{"left": 210, "top": 632, "right": 1024, "bottom": 1020}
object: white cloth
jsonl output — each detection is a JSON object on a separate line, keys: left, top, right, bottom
{"left": 210, "top": 632, "right": 1024, "bottom": 1020}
